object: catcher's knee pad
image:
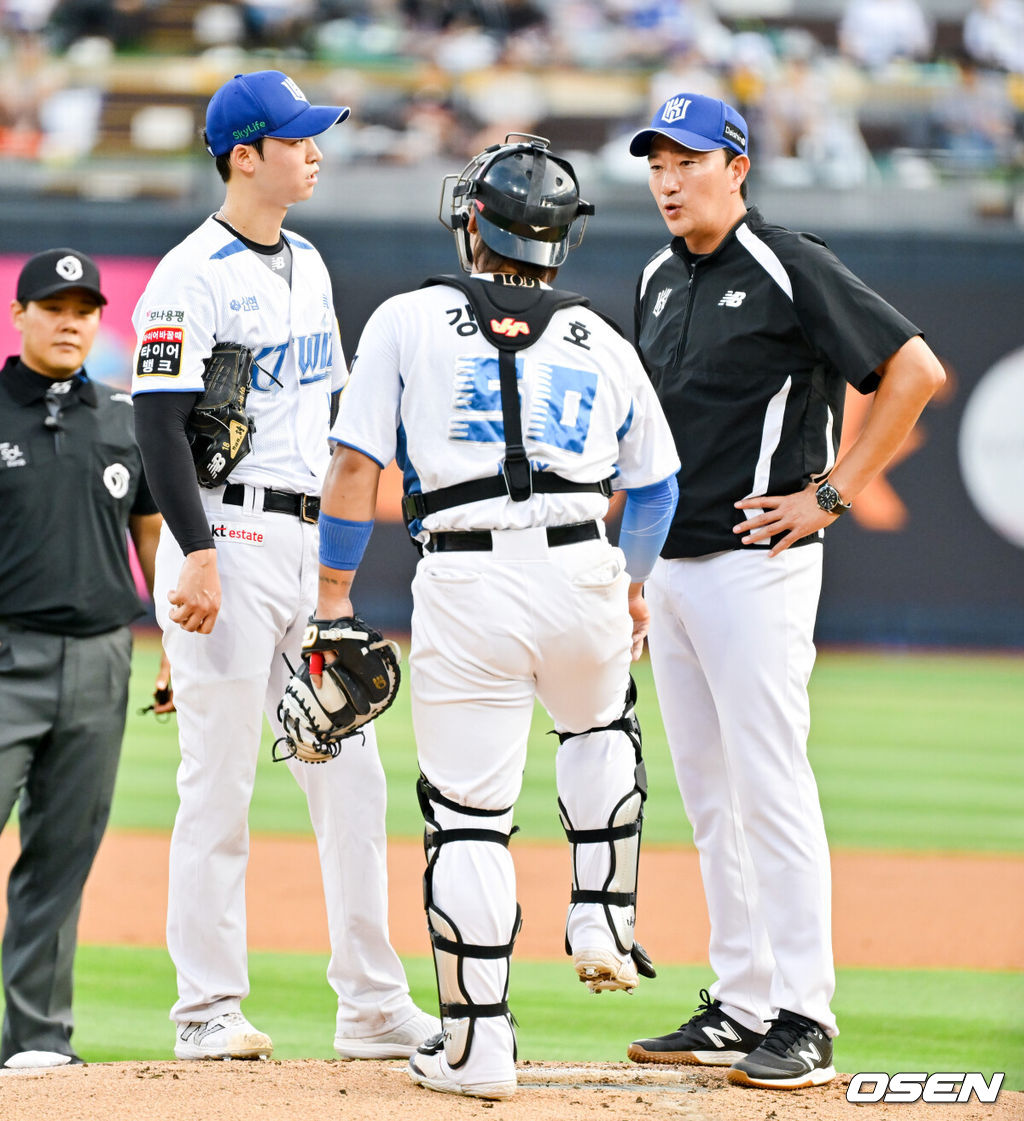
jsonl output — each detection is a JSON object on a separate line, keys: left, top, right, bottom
{"left": 417, "top": 775, "right": 521, "bottom": 1069}
{"left": 557, "top": 677, "right": 653, "bottom": 971}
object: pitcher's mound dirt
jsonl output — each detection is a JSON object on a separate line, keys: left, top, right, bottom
{"left": 1, "top": 1059, "right": 1021, "bottom": 1121}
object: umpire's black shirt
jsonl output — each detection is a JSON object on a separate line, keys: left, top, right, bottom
{"left": 635, "top": 206, "right": 920, "bottom": 558}
{"left": 0, "top": 356, "right": 158, "bottom": 636}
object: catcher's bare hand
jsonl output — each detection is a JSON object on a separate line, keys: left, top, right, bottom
{"left": 733, "top": 483, "right": 837, "bottom": 557}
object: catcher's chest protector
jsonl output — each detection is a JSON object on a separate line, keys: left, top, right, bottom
{"left": 422, "top": 273, "right": 589, "bottom": 353}
{"left": 419, "top": 274, "right": 593, "bottom": 505}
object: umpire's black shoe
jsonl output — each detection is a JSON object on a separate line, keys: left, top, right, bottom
{"left": 627, "top": 989, "right": 766, "bottom": 1066}
{"left": 726, "top": 1010, "right": 836, "bottom": 1089}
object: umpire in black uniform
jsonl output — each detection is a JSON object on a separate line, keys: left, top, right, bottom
{"left": 0, "top": 249, "right": 161, "bottom": 1069}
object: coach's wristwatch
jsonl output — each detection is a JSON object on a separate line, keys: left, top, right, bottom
{"left": 815, "top": 479, "right": 851, "bottom": 517}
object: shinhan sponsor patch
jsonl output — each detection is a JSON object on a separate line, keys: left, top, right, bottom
{"left": 211, "top": 522, "right": 265, "bottom": 546}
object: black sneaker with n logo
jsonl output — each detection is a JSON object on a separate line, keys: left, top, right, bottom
{"left": 727, "top": 1009, "right": 836, "bottom": 1089}
{"left": 627, "top": 989, "right": 766, "bottom": 1066}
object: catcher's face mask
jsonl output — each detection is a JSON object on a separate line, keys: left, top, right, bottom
{"left": 439, "top": 134, "right": 594, "bottom": 273}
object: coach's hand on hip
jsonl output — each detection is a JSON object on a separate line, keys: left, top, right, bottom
{"left": 168, "top": 548, "right": 222, "bottom": 633}
{"left": 733, "top": 482, "right": 838, "bottom": 557}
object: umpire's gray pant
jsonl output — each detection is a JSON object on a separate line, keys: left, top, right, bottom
{"left": 0, "top": 621, "right": 132, "bottom": 1063}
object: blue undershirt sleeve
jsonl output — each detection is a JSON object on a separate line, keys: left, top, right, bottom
{"left": 618, "top": 475, "right": 679, "bottom": 582}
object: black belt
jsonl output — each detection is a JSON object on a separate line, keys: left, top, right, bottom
{"left": 222, "top": 483, "right": 320, "bottom": 524}
{"left": 425, "top": 520, "right": 600, "bottom": 553}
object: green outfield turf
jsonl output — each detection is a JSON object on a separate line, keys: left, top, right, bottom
{"left": 121, "top": 631, "right": 1024, "bottom": 853}
{"left": 69, "top": 945, "right": 1024, "bottom": 1089}
{"left": 6, "top": 632, "right": 1021, "bottom": 1090}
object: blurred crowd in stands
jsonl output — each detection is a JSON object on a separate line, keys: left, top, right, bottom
{"left": 1, "top": 0, "right": 1023, "bottom": 192}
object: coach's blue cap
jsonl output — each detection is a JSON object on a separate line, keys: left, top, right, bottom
{"left": 205, "top": 70, "right": 350, "bottom": 157}
{"left": 629, "top": 92, "right": 748, "bottom": 157}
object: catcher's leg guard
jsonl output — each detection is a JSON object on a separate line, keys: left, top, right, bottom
{"left": 417, "top": 775, "right": 520, "bottom": 1070}
{"left": 556, "top": 677, "right": 656, "bottom": 992}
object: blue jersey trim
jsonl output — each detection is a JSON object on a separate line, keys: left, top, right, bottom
{"left": 132, "top": 386, "right": 202, "bottom": 395}
{"left": 395, "top": 422, "right": 423, "bottom": 538}
{"left": 616, "top": 401, "right": 635, "bottom": 441}
{"left": 209, "top": 240, "right": 247, "bottom": 260}
{"left": 327, "top": 437, "right": 386, "bottom": 470}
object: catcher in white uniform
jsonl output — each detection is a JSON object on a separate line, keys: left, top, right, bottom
{"left": 300, "top": 136, "right": 680, "bottom": 1100}
{"left": 130, "top": 70, "right": 437, "bottom": 1061}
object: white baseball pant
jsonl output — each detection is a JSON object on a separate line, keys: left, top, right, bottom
{"left": 154, "top": 485, "right": 415, "bottom": 1038}
{"left": 410, "top": 526, "right": 639, "bottom": 1085}
{"left": 646, "top": 544, "right": 837, "bottom": 1037}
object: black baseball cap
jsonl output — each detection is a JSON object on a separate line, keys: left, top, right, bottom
{"left": 16, "top": 248, "right": 107, "bottom": 305}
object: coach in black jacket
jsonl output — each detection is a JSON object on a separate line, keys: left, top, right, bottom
{"left": 623, "top": 94, "right": 945, "bottom": 1089}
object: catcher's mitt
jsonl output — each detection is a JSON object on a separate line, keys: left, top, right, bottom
{"left": 187, "top": 342, "right": 256, "bottom": 488}
{"left": 275, "top": 616, "right": 401, "bottom": 763}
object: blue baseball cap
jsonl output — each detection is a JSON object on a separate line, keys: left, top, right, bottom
{"left": 205, "top": 70, "right": 350, "bottom": 157}
{"left": 629, "top": 92, "right": 748, "bottom": 157}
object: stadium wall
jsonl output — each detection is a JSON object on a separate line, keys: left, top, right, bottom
{"left": 2, "top": 203, "right": 1022, "bottom": 647}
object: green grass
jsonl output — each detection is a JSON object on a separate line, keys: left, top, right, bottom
{"left": 121, "top": 633, "right": 1024, "bottom": 853}
{"left": 70, "top": 945, "right": 1024, "bottom": 1089}
{"left": 5, "top": 634, "right": 1023, "bottom": 1092}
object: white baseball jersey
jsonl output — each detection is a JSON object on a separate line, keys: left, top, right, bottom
{"left": 331, "top": 274, "right": 680, "bottom": 536}
{"left": 131, "top": 216, "right": 344, "bottom": 495}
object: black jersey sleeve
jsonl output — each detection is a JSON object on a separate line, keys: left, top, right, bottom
{"left": 781, "top": 233, "right": 921, "bottom": 395}
{"left": 133, "top": 391, "right": 215, "bottom": 554}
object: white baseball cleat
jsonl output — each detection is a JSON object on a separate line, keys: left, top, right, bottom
{"left": 334, "top": 1008, "right": 441, "bottom": 1059}
{"left": 408, "top": 1036, "right": 516, "bottom": 1100}
{"left": 174, "top": 1012, "right": 273, "bottom": 1060}
{"left": 573, "top": 949, "right": 639, "bottom": 993}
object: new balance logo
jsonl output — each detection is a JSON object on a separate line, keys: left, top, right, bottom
{"left": 179, "top": 1021, "right": 224, "bottom": 1045}
{"left": 703, "top": 1021, "right": 742, "bottom": 1049}
{"left": 652, "top": 288, "right": 672, "bottom": 317}
{"left": 718, "top": 290, "right": 746, "bottom": 307}
{"left": 798, "top": 1043, "right": 822, "bottom": 1066}
{"left": 491, "top": 317, "right": 530, "bottom": 338}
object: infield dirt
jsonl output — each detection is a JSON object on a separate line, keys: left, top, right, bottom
{"left": 1, "top": 832, "right": 1021, "bottom": 1121}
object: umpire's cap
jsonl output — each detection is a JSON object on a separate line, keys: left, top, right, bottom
{"left": 16, "top": 248, "right": 106, "bottom": 305}
{"left": 205, "top": 70, "right": 350, "bottom": 157}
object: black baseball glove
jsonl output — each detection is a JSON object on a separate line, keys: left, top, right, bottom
{"left": 187, "top": 342, "right": 256, "bottom": 488}
{"left": 275, "top": 616, "right": 402, "bottom": 764}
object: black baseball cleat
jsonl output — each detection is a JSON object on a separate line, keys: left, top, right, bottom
{"left": 627, "top": 988, "right": 766, "bottom": 1065}
{"left": 726, "top": 1009, "right": 836, "bottom": 1089}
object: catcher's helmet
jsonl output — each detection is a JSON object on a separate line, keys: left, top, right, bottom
{"left": 440, "top": 134, "right": 594, "bottom": 273}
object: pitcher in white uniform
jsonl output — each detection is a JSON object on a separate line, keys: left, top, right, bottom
{"left": 309, "top": 135, "right": 681, "bottom": 1100}
{"left": 130, "top": 69, "right": 438, "bottom": 1062}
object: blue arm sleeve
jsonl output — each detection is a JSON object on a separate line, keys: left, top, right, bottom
{"left": 618, "top": 475, "right": 679, "bottom": 582}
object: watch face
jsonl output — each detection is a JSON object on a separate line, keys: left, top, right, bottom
{"left": 816, "top": 482, "right": 840, "bottom": 513}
